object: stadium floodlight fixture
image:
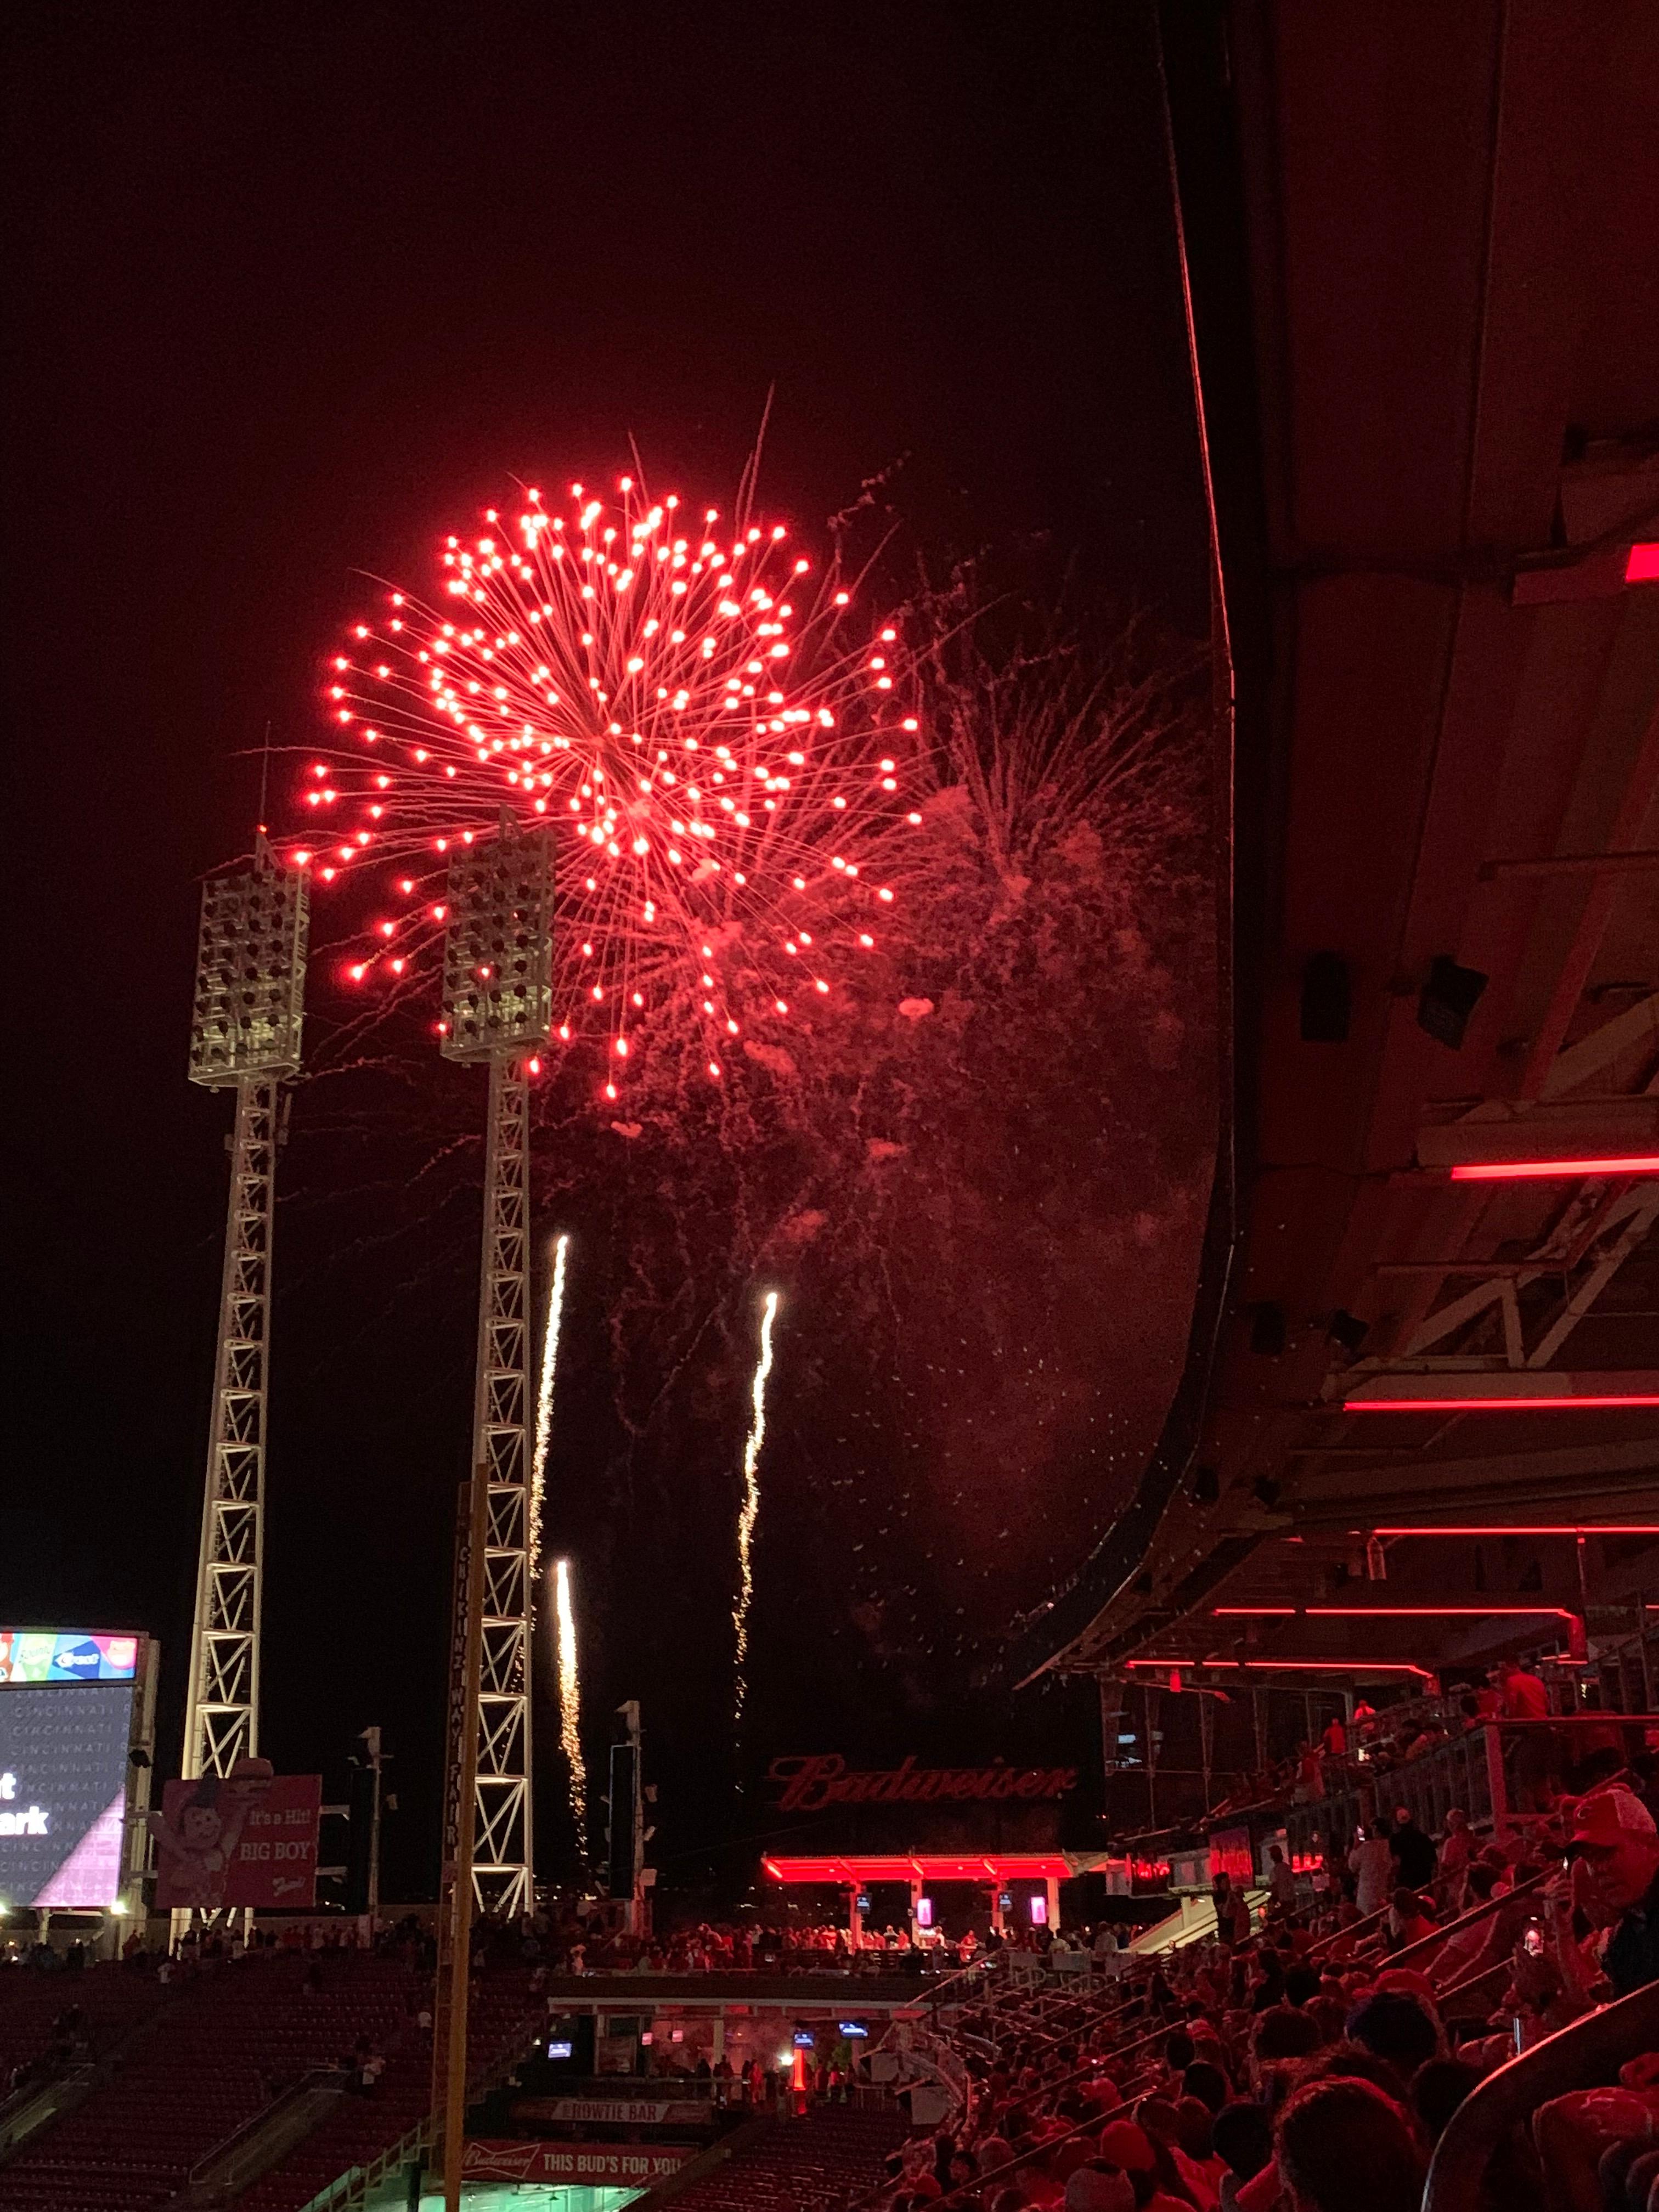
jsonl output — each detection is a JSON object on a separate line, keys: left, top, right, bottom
{"left": 439, "top": 818, "right": 554, "bottom": 1062}
{"left": 188, "top": 836, "right": 308, "bottom": 1086}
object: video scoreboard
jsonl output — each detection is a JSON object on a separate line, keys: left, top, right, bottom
{"left": 0, "top": 1628, "right": 156, "bottom": 1914}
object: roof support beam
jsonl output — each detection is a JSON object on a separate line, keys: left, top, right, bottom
{"left": 1521, "top": 698, "right": 1659, "bottom": 1096}
{"left": 1344, "top": 1369, "right": 1659, "bottom": 1407}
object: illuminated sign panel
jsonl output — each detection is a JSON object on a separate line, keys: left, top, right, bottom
{"left": 1209, "top": 1825, "right": 1254, "bottom": 1886}
{"left": 150, "top": 1773, "right": 321, "bottom": 1911}
{"left": 464, "top": 2143, "right": 693, "bottom": 2186}
{"left": 0, "top": 1681, "right": 135, "bottom": 1908}
{"left": 0, "top": 1630, "right": 139, "bottom": 1684}
{"left": 768, "top": 1753, "right": 1077, "bottom": 1811}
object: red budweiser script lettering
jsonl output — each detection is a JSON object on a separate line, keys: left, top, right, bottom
{"left": 768, "top": 1756, "right": 1077, "bottom": 1812}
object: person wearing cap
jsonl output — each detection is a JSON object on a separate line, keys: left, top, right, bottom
{"left": 1095, "top": 2118, "right": 1156, "bottom": 2174}
{"left": 1092, "top": 2118, "right": 1193, "bottom": 2211}
{"left": 1573, "top": 1785, "right": 1659, "bottom": 1996}
{"left": 1435, "top": 1807, "right": 1472, "bottom": 1911}
{"left": 1387, "top": 1806, "right": 1436, "bottom": 1891}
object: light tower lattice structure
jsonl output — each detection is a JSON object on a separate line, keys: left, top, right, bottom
{"left": 183, "top": 837, "right": 307, "bottom": 1782}
{"left": 441, "top": 820, "right": 552, "bottom": 1920}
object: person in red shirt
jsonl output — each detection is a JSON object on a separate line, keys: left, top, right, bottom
{"left": 1294, "top": 1742, "right": 1325, "bottom": 1802}
{"left": 1094, "top": 2120, "right": 1189, "bottom": 2211}
{"left": 1498, "top": 1657, "right": 1559, "bottom": 1810}
{"left": 1498, "top": 1657, "right": 1549, "bottom": 1719}
{"left": 1385, "top": 1887, "right": 1437, "bottom": 1951}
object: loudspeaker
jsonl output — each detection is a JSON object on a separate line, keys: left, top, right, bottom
{"left": 342, "top": 1758, "right": 376, "bottom": 1915}
{"left": 607, "top": 1740, "right": 638, "bottom": 1901}
{"left": 1300, "top": 952, "right": 1350, "bottom": 1043}
{"left": 1417, "top": 955, "right": 1488, "bottom": 1048}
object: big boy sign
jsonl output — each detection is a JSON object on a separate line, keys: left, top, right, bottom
{"left": 149, "top": 1763, "right": 321, "bottom": 1910}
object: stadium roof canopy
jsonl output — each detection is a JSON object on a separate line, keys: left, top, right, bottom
{"left": 1018, "top": 0, "right": 1659, "bottom": 1687}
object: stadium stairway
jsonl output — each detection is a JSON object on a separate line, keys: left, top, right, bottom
{"left": 635, "top": 2105, "right": 909, "bottom": 2212}
{"left": 0, "top": 1966, "right": 179, "bottom": 2172}
{"left": 226, "top": 1965, "right": 542, "bottom": 2212}
{"left": 0, "top": 1952, "right": 435, "bottom": 2212}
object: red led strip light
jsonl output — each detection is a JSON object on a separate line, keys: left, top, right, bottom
{"left": 1212, "top": 1604, "right": 1575, "bottom": 1621}
{"left": 1344, "top": 1393, "right": 1659, "bottom": 1412}
{"left": 1370, "top": 1525, "right": 1659, "bottom": 1538}
{"left": 761, "top": 1854, "right": 1070, "bottom": 1884}
{"left": 1125, "top": 1658, "right": 1435, "bottom": 1680}
{"left": 1448, "top": 1154, "right": 1659, "bottom": 1181}
{"left": 1305, "top": 1605, "right": 1575, "bottom": 1621}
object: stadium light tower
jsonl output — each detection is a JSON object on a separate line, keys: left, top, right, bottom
{"left": 182, "top": 836, "right": 307, "bottom": 1782}
{"left": 440, "top": 817, "right": 553, "bottom": 1921}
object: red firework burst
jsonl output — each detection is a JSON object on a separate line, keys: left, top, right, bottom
{"left": 290, "top": 473, "right": 922, "bottom": 1096}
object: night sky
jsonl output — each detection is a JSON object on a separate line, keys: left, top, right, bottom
{"left": 6, "top": 3, "right": 1210, "bottom": 1901}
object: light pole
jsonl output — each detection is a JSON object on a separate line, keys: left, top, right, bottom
{"left": 439, "top": 817, "right": 552, "bottom": 1921}
{"left": 360, "top": 1725, "right": 384, "bottom": 1930}
{"left": 181, "top": 838, "right": 307, "bottom": 1794}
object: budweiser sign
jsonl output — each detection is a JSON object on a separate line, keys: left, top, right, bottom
{"left": 768, "top": 1754, "right": 1077, "bottom": 1812}
{"left": 465, "top": 2141, "right": 693, "bottom": 2185}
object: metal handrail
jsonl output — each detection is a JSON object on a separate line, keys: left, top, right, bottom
{"left": 188, "top": 2063, "right": 342, "bottom": 2187}
{"left": 1369, "top": 1864, "right": 1550, "bottom": 1978}
{"left": 297, "top": 1993, "right": 547, "bottom": 2212}
{"left": 0, "top": 2061, "right": 97, "bottom": 2163}
{"left": 929, "top": 1962, "right": 1126, "bottom": 2052}
{"left": 974, "top": 2002, "right": 1184, "bottom": 2143}
{"left": 1425, "top": 1982, "right": 1659, "bottom": 2210}
{"left": 921, "top": 2083, "right": 1158, "bottom": 2212}
{"left": 919, "top": 1952, "right": 1002, "bottom": 2015}
{"left": 1304, "top": 1899, "right": 1391, "bottom": 1959}
{"left": 299, "top": 2112, "right": 429, "bottom": 2212}
{"left": 1014, "top": 1982, "right": 1148, "bottom": 2051}
{"left": 1432, "top": 1956, "right": 1513, "bottom": 2016}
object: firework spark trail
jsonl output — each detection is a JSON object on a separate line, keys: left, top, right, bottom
{"left": 552, "top": 1558, "right": 588, "bottom": 1849}
{"left": 529, "top": 1232, "right": 570, "bottom": 1576}
{"left": 294, "top": 471, "right": 924, "bottom": 1099}
{"left": 732, "top": 1290, "right": 780, "bottom": 1726}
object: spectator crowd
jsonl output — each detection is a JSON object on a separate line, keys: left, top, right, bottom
{"left": 861, "top": 1782, "right": 1659, "bottom": 2212}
